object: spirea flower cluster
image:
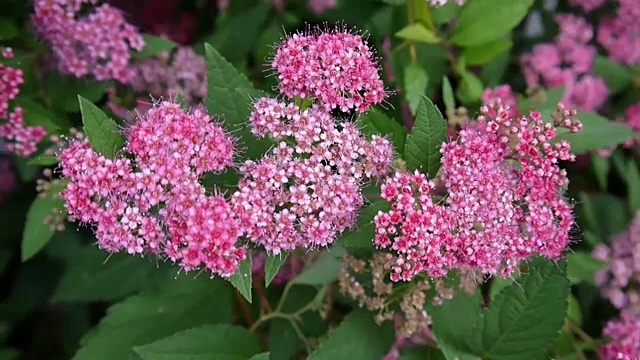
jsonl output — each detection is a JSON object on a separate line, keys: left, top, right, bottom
{"left": 33, "top": 0, "right": 144, "bottom": 83}
{"left": 271, "top": 27, "right": 385, "bottom": 113}
{"left": 130, "top": 46, "right": 206, "bottom": 105}
{"left": 232, "top": 97, "right": 393, "bottom": 254}
{"left": 521, "top": 14, "right": 607, "bottom": 111}
{"left": 593, "top": 211, "right": 640, "bottom": 314}
{"left": 599, "top": 311, "right": 640, "bottom": 360}
{"left": 0, "top": 48, "right": 47, "bottom": 157}
{"left": 597, "top": 0, "right": 640, "bottom": 66}
{"left": 375, "top": 101, "right": 580, "bottom": 281}
{"left": 59, "top": 102, "right": 243, "bottom": 277}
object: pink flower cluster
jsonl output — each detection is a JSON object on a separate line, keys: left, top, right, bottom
{"left": 593, "top": 211, "right": 640, "bottom": 314}
{"left": 599, "top": 312, "right": 640, "bottom": 360}
{"left": 272, "top": 27, "right": 385, "bottom": 113}
{"left": 130, "top": 46, "right": 207, "bottom": 105}
{"left": 232, "top": 97, "right": 393, "bottom": 254}
{"left": 375, "top": 101, "right": 579, "bottom": 281}
{"left": 33, "top": 0, "right": 144, "bottom": 83}
{"left": 59, "top": 102, "right": 244, "bottom": 277}
{"left": 521, "top": 14, "right": 608, "bottom": 111}
{"left": 0, "top": 48, "right": 47, "bottom": 157}
{"left": 597, "top": 0, "right": 640, "bottom": 66}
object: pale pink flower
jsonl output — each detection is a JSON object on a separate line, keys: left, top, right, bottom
{"left": 599, "top": 312, "right": 640, "bottom": 360}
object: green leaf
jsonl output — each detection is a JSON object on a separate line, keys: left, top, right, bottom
{"left": 472, "top": 258, "right": 569, "bottom": 360}
{"left": 73, "top": 277, "right": 233, "bottom": 360}
{"left": 174, "top": 92, "right": 187, "bottom": 109}
{"left": 205, "top": 4, "right": 270, "bottom": 62}
{"left": 268, "top": 319, "right": 299, "bottom": 360}
{"left": 265, "top": 253, "right": 288, "bottom": 287}
{"left": 456, "top": 70, "right": 483, "bottom": 104}
{"left": 27, "top": 155, "right": 58, "bottom": 166}
{"left": 612, "top": 154, "right": 640, "bottom": 213}
{"left": 294, "top": 246, "right": 346, "bottom": 285}
{"left": 134, "top": 324, "right": 261, "bottom": 360}
{"left": 395, "top": 23, "right": 440, "bottom": 43}
{"left": 204, "top": 43, "right": 271, "bottom": 160}
{"left": 308, "top": 310, "right": 395, "bottom": 360}
{"left": 133, "top": 34, "right": 178, "bottom": 59}
{"left": 47, "top": 74, "right": 111, "bottom": 112}
{"left": 590, "top": 153, "right": 610, "bottom": 190}
{"left": 462, "top": 39, "right": 512, "bottom": 65}
{"left": 16, "top": 97, "right": 66, "bottom": 134}
{"left": 450, "top": 0, "right": 534, "bottom": 46}
{"left": 442, "top": 77, "right": 455, "bottom": 111}
{"left": 78, "top": 96, "right": 125, "bottom": 158}
{"left": 429, "top": 293, "right": 482, "bottom": 360}
{"left": 21, "top": 181, "right": 66, "bottom": 261}
{"left": 357, "top": 109, "right": 407, "bottom": 154}
{"left": 555, "top": 112, "right": 633, "bottom": 155}
{"left": 53, "top": 245, "right": 172, "bottom": 302}
{"left": 403, "top": 64, "right": 429, "bottom": 115}
{"left": 577, "top": 192, "right": 629, "bottom": 244}
{"left": 593, "top": 56, "right": 632, "bottom": 95}
{"left": 340, "top": 200, "right": 391, "bottom": 249}
{"left": 229, "top": 255, "right": 252, "bottom": 303}
{"left": 404, "top": 96, "right": 447, "bottom": 177}
{"left": 567, "top": 252, "right": 606, "bottom": 286}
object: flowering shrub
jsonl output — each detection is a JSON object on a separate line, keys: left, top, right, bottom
{"left": 2, "top": 1, "right": 640, "bottom": 360}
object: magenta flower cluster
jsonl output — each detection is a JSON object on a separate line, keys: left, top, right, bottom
{"left": 272, "top": 28, "right": 386, "bottom": 112}
{"left": 593, "top": 211, "right": 640, "bottom": 314}
{"left": 232, "top": 97, "right": 393, "bottom": 254}
{"left": 599, "top": 311, "right": 640, "bottom": 360}
{"left": 130, "top": 46, "right": 207, "bottom": 105}
{"left": 375, "top": 101, "right": 579, "bottom": 281}
{"left": 33, "top": 0, "right": 144, "bottom": 83}
{"left": 521, "top": 14, "right": 607, "bottom": 112}
{"left": 59, "top": 102, "right": 243, "bottom": 277}
{"left": 0, "top": 48, "right": 47, "bottom": 157}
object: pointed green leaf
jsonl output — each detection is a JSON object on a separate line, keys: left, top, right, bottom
{"left": 566, "top": 252, "right": 606, "bottom": 285}
{"left": 229, "top": 255, "right": 252, "bottom": 303}
{"left": 404, "top": 96, "right": 447, "bottom": 177}
{"left": 53, "top": 245, "right": 172, "bottom": 302}
{"left": 473, "top": 258, "right": 569, "bottom": 360}
{"left": 403, "top": 64, "right": 429, "bottom": 115}
{"left": 133, "top": 34, "right": 178, "bottom": 59}
{"left": 450, "top": 0, "right": 534, "bottom": 46}
{"left": 73, "top": 277, "right": 233, "bottom": 360}
{"left": 265, "top": 253, "right": 288, "bottom": 287}
{"left": 442, "top": 77, "right": 455, "bottom": 111}
{"left": 590, "top": 153, "right": 610, "bottom": 190}
{"left": 294, "top": 246, "right": 346, "bottom": 285}
{"left": 204, "top": 43, "right": 271, "bottom": 160}
{"left": 78, "top": 96, "right": 125, "bottom": 158}
{"left": 593, "top": 56, "right": 632, "bottom": 95}
{"left": 395, "top": 23, "right": 440, "bottom": 44}
{"left": 462, "top": 39, "right": 512, "bottom": 65}
{"left": 456, "top": 70, "right": 483, "bottom": 104}
{"left": 134, "top": 324, "right": 261, "bottom": 360}
{"left": 249, "top": 353, "right": 270, "bottom": 360}
{"left": 429, "top": 293, "right": 482, "bottom": 360}
{"left": 21, "top": 181, "right": 66, "bottom": 261}
{"left": 27, "top": 155, "right": 58, "bottom": 166}
{"left": 308, "top": 310, "right": 395, "bottom": 360}
{"left": 555, "top": 112, "right": 633, "bottom": 154}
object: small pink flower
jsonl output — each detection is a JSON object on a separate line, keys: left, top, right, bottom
{"left": 33, "top": 0, "right": 144, "bottom": 83}
{"left": 599, "top": 312, "right": 640, "bottom": 360}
